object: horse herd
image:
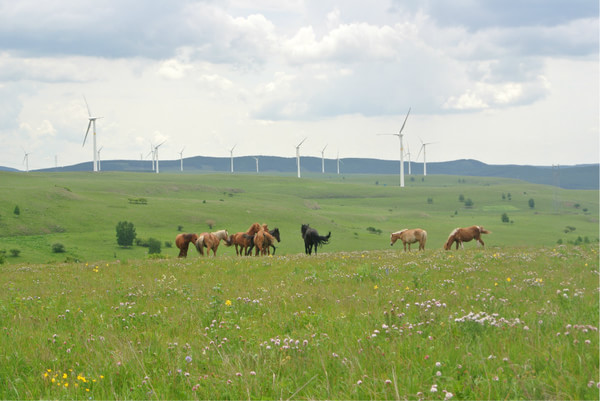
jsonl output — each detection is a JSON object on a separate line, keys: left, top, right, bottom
{"left": 175, "top": 223, "right": 490, "bottom": 258}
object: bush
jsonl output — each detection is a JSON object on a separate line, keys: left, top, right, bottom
{"left": 9, "top": 249, "right": 20, "bottom": 257}
{"left": 528, "top": 198, "right": 535, "bottom": 209}
{"left": 501, "top": 213, "right": 510, "bottom": 223}
{"left": 148, "top": 238, "right": 161, "bottom": 254}
{"left": 164, "top": 241, "right": 172, "bottom": 248}
{"left": 458, "top": 194, "right": 465, "bottom": 202}
{"left": 464, "top": 198, "right": 474, "bottom": 208}
{"left": 116, "top": 221, "right": 136, "bottom": 247}
{"left": 52, "top": 243, "right": 66, "bottom": 253}
{"left": 366, "top": 226, "right": 382, "bottom": 235}
{"left": 13, "top": 205, "right": 20, "bottom": 216}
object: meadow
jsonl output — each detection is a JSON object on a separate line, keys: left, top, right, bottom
{"left": 0, "top": 171, "right": 598, "bottom": 399}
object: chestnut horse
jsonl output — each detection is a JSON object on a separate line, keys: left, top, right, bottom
{"left": 196, "top": 229, "right": 229, "bottom": 256}
{"left": 175, "top": 233, "right": 199, "bottom": 258}
{"left": 225, "top": 223, "right": 263, "bottom": 256}
{"left": 390, "top": 229, "right": 427, "bottom": 251}
{"left": 252, "top": 227, "right": 281, "bottom": 256}
{"left": 444, "top": 226, "right": 491, "bottom": 250}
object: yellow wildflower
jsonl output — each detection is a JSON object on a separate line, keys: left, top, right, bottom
{"left": 225, "top": 299, "right": 232, "bottom": 306}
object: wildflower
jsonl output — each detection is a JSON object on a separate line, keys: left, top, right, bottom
{"left": 435, "top": 362, "right": 442, "bottom": 367}
{"left": 185, "top": 355, "right": 192, "bottom": 363}
{"left": 436, "top": 371, "right": 442, "bottom": 377}
{"left": 374, "top": 285, "right": 378, "bottom": 290}
{"left": 444, "top": 391, "right": 454, "bottom": 400}
{"left": 430, "top": 384, "right": 438, "bottom": 393}
{"left": 250, "top": 371, "right": 256, "bottom": 376}
{"left": 385, "top": 379, "right": 392, "bottom": 385}
{"left": 357, "top": 380, "right": 363, "bottom": 385}
{"left": 236, "top": 372, "right": 242, "bottom": 377}
{"left": 506, "top": 277, "right": 511, "bottom": 282}
{"left": 225, "top": 300, "right": 232, "bottom": 306}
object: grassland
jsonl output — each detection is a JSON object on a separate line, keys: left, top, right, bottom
{"left": 0, "top": 171, "right": 597, "bottom": 399}
{"left": 0, "top": 171, "right": 597, "bottom": 263}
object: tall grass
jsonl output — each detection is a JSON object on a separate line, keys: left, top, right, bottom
{"left": 0, "top": 246, "right": 597, "bottom": 399}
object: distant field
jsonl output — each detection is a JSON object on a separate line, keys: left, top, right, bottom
{"left": 0, "top": 171, "right": 597, "bottom": 264}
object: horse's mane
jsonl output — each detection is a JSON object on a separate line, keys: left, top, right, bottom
{"left": 392, "top": 229, "right": 408, "bottom": 235}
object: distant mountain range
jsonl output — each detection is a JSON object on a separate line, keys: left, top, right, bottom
{"left": 3, "top": 157, "right": 598, "bottom": 190}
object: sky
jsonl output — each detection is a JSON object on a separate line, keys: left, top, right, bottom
{"left": 0, "top": 0, "right": 598, "bottom": 171}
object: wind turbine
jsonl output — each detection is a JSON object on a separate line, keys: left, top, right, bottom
{"left": 336, "top": 151, "right": 341, "bottom": 175}
{"left": 229, "top": 144, "right": 237, "bottom": 173}
{"left": 22, "top": 149, "right": 30, "bottom": 172}
{"left": 295, "top": 137, "right": 307, "bottom": 178}
{"left": 97, "top": 146, "right": 103, "bottom": 171}
{"left": 154, "top": 141, "right": 165, "bottom": 174}
{"left": 82, "top": 96, "right": 102, "bottom": 172}
{"left": 178, "top": 147, "right": 185, "bottom": 172}
{"left": 253, "top": 156, "right": 259, "bottom": 173}
{"left": 378, "top": 107, "right": 411, "bottom": 187}
{"left": 321, "top": 144, "right": 328, "bottom": 174}
{"left": 417, "top": 139, "right": 436, "bottom": 177}
{"left": 147, "top": 143, "right": 156, "bottom": 171}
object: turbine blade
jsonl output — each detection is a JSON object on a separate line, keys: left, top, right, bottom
{"left": 83, "top": 121, "right": 92, "bottom": 146}
{"left": 296, "top": 137, "right": 307, "bottom": 148}
{"left": 398, "top": 107, "right": 411, "bottom": 134}
{"left": 83, "top": 95, "right": 92, "bottom": 117}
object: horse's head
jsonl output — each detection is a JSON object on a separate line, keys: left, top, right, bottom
{"left": 190, "top": 233, "right": 199, "bottom": 243}
{"left": 247, "top": 222, "right": 261, "bottom": 235}
{"left": 301, "top": 224, "right": 309, "bottom": 236}
{"left": 271, "top": 228, "right": 281, "bottom": 242}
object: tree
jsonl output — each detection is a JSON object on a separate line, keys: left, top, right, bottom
{"left": 52, "top": 243, "right": 66, "bottom": 253}
{"left": 458, "top": 194, "right": 465, "bottom": 202}
{"left": 501, "top": 213, "right": 510, "bottom": 223}
{"left": 464, "top": 198, "right": 474, "bottom": 208}
{"left": 528, "top": 198, "right": 535, "bottom": 209}
{"left": 13, "top": 205, "right": 20, "bottom": 216}
{"left": 116, "top": 221, "right": 136, "bottom": 247}
{"left": 148, "top": 238, "right": 161, "bottom": 254}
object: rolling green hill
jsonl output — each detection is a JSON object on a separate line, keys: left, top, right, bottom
{"left": 0, "top": 171, "right": 597, "bottom": 265}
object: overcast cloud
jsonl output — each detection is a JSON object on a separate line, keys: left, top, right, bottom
{"left": 0, "top": 0, "right": 597, "bottom": 170}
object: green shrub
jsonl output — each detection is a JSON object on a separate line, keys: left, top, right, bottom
{"left": 13, "top": 205, "right": 20, "bottom": 216}
{"left": 148, "top": 238, "right": 161, "bottom": 254}
{"left": 501, "top": 213, "right": 510, "bottom": 223}
{"left": 9, "top": 249, "right": 20, "bottom": 257}
{"left": 528, "top": 198, "right": 535, "bottom": 209}
{"left": 116, "top": 221, "right": 136, "bottom": 247}
{"left": 52, "top": 243, "right": 66, "bottom": 253}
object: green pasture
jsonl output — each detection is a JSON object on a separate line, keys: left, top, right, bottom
{"left": 0, "top": 246, "right": 597, "bottom": 399}
{"left": 0, "top": 171, "right": 597, "bottom": 264}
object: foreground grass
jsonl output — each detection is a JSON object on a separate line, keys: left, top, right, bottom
{"left": 0, "top": 246, "right": 598, "bottom": 400}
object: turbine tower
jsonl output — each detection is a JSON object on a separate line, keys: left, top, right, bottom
{"left": 97, "top": 146, "right": 103, "bottom": 171}
{"left": 154, "top": 141, "right": 165, "bottom": 174}
{"left": 178, "top": 147, "right": 185, "bottom": 172}
{"left": 295, "top": 137, "right": 307, "bottom": 178}
{"left": 321, "top": 144, "right": 328, "bottom": 174}
{"left": 253, "top": 156, "right": 259, "bottom": 173}
{"left": 378, "top": 107, "right": 411, "bottom": 187}
{"left": 406, "top": 143, "right": 412, "bottom": 175}
{"left": 230, "top": 144, "right": 237, "bottom": 173}
{"left": 22, "top": 149, "right": 30, "bottom": 172}
{"left": 417, "top": 139, "right": 436, "bottom": 177}
{"left": 82, "top": 96, "right": 102, "bottom": 172}
{"left": 148, "top": 143, "right": 156, "bottom": 171}
{"left": 336, "top": 151, "right": 340, "bottom": 175}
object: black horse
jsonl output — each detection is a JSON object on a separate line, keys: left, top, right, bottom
{"left": 301, "top": 224, "right": 331, "bottom": 255}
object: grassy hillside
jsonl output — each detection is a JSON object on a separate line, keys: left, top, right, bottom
{"left": 0, "top": 171, "right": 597, "bottom": 265}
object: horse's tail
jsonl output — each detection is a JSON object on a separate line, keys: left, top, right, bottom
{"left": 479, "top": 226, "right": 491, "bottom": 234}
{"left": 195, "top": 236, "right": 205, "bottom": 255}
{"left": 318, "top": 232, "right": 331, "bottom": 244}
{"left": 421, "top": 230, "right": 428, "bottom": 243}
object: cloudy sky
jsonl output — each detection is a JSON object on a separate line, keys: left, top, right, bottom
{"left": 0, "top": 0, "right": 598, "bottom": 171}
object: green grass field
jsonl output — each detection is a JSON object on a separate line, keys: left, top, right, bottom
{"left": 0, "top": 171, "right": 598, "bottom": 399}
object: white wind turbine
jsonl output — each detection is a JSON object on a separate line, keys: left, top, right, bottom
{"left": 321, "top": 144, "right": 328, "bottom": 174}
{"left": 178, "top": 147, "right": 185, "bottom": 172}
{"left": 378, "top": 107, "right": 411, "bottom": 187}
{"left": 229, "top": 144, "right": 236, "bottom": 173}
{"left": 336, "top": 151, "right": 341, "bottom": 175}
{"left": 147, "top": 143, "right": 156, "bottom": 171}
{"left": 97, "top": 146, "right": 103, "bottom": 171}
{"left": 82, "top": 96, "right": 102, "bottom": 172}
{"left": 154, "top": 141, "right": 165, "bottom": 174}
{"left": 417, "top": 138, "right": 436, "bottom": 177}
{"left": 253, "top": 156, "right": 259, "bottom": 173}
{"left": 22, "top": 148, "right": 30, "bottom": 172}
{"left": 406, "top": 143, "right": 412, "bottom": 176}
{"left": 295, "top": 137, "right": 307, "bottom": 178}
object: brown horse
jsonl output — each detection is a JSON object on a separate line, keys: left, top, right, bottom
{"left": 225, "top": 223, "right": 263, "bottom": 256}
{"left": 444, "top": 226, "right": 491, "bottom": 250}
{"left": 196, "top": 229, "right": 229, "bottom": 256}
{"left": 252, "top": 227, "right": 281, "bottom": 256}
{"left": 390, "top": 229, "right": 427, "bottom": 251}
{"left": 175, "top": 233, "right": 199, "bottom": 258}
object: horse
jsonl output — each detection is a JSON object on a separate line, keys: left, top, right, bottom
{"left": 301, "top": 224, "right": 331, "bottom": 255}
{"left": 175, "top": 233, "right": 199, "bottom": 258}
{"left": 225, "top": 223, "right": 263, "bottom": 256}
{"left": 444, "top": 226, "right": 491, "bottom": 250}
{"left": 250, "top": 227, "right": 281, "bottom": 256}
{"left": 195, "top": 229, "right": 229, "bottom": 256}
{"left": 390, "top": 229, "right": 427, "bottom": 251}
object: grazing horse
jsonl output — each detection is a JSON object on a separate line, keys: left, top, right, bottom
{"left": 444, "top": 226, "right": 491, "bottom": 250}
{"left": 301, "top": 224, "right": 331, "bottom": 255}
{"left": 175, "top": 233, "right": 199, "bottom": 258}
{"left": 251, "top": 227, "right": 281, "bottom": 256}
{"left": 390, "top": 229, "right": 427, "bottom": 251}
{"left": 196, "top": 229, "right": 229, "bottom": 256}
